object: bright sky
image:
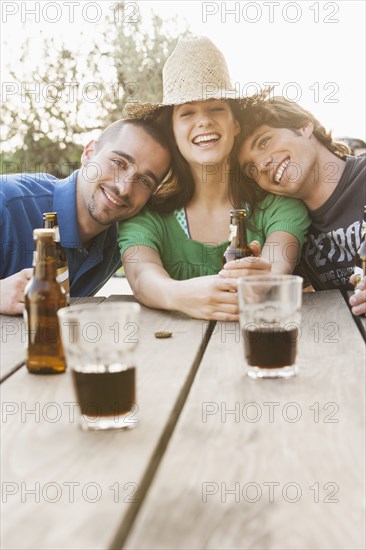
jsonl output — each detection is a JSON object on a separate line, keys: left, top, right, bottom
{"left": 1, "top": 0, "right": 365, "bottom": 141}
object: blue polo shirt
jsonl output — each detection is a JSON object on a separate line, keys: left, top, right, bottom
{"left": 0, "top": 171, "right": 121, "bottom": 296}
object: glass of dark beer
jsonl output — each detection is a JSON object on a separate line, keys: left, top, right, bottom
{"left": 238, "top": 275, "right": 303, "bottom": 379}
{"left": 58, "top": 302, "right": 140, "bottom": 430}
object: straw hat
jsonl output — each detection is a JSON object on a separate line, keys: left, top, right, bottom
{"left": 125, "top": 37, "right": 242, "bottom": 119}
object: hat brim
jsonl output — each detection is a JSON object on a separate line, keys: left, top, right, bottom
{"left": 124, "top": 92, "right": 254, "bottom": 120}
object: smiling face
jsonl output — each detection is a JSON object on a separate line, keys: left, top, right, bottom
{"left": 238, "top": 123, "right": 318, "bottom": 198}
{"left": 78, "top": 124, "right": 171, "bottom": 229}
{"left": 172, "top": 99, "right": 240, "bottom": 168}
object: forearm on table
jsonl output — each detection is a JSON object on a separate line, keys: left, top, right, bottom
{"left": 261, "top": 231, "right": 299, "bottom": 274}
{"left": 122, "top": 247, "right": 180, "bottom": 311}
{"left": 130, "top": 266, "right": 179, "bottom": 310}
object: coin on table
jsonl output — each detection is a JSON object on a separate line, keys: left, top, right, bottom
{"left": 154, "top": 331, "right": 173, "bottom": 339}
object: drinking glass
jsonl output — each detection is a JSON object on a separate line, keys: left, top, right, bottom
{"left": 58, "top": 302, "right": 140, "bottom": 430}
{"left": 237, "top": 275, "right": 303, "bottom": 379}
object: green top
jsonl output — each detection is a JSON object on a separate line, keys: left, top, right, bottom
{"left": 118, "top": 194, "right": 310, "bottom": 280}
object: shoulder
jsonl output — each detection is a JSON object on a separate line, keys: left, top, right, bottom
{"left": 118, "top": 208, "right": 176, "bottom": 234}
{"left": 256, "top": 194, "right": 309, "bottom": 217}
{"left": 343, "top": 154, "right": 366, "bottom": 181}
{"left": 0, "top": 173, "right": 58, "bottom": 203}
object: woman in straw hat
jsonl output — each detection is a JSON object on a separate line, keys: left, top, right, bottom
{"left": 118, "top": 37, "right": 310, "bottom": 321}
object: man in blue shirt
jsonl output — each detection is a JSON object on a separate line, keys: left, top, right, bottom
{"left": 1, "top": 119, "right": 171, "bottom": 314}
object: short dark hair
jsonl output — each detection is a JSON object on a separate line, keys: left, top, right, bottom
{"left": 238, "top": 95, "right": 350, "bottom": 158}
{"left": 94, "top": 118, "right": 170, "bottom": 154}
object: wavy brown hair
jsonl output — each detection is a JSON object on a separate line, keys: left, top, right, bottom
{"left": 147, "top": 100, "right": 254, "bottom": 214}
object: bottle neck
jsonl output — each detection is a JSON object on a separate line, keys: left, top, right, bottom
{"left": 44, "top": 219, "right": 60, "bottom": 242}
{"left": 231, "top": 216, "right": 249, "bottom": 247}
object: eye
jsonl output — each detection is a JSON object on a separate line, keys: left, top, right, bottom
{"left": 258, "top": 136, "right": 270, "bottom": 150}
{"left": 210, "top": 107, "right": 225, "bottom": 112}
{"left": 111, "top": 159, "right": 127, "bottom": 169}
{"left": 180, "top": 110, "right": 193, "bottom": 118}
{"left": 138, "top": 176, "right": 155, "bottom": 191}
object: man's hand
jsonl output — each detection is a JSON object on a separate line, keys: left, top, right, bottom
{"left": 349, "top": 274, "right": 366, "bottom": 316}
{"left": 0, "top": 269, "right": 33, "bottom": 315}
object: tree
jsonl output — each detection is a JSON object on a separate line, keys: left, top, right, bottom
{"left": 1, "top": 2, "right": 191, "bottom": 177}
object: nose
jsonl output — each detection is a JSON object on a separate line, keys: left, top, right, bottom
{"left": 116, "top": 173, "right": 134, "bottom": 196}
{"left": 258, "top": 153, "right": 272, "bottom": 171}
{"left": 196, "top": 110, "right": 213, "bottom": 128}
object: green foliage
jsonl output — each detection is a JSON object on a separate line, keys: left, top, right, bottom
{"left": 1, "top": 2, "right": 191, "bottom": 177}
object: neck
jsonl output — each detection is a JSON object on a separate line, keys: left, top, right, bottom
{"left": 76, "top": 172, "right": 109, "bottom": 246}
{"left": 301, "top": 147, "right": 346, "bottom": 211}
{"left": 189, "top": 159, "right": 232, "bottom": 208}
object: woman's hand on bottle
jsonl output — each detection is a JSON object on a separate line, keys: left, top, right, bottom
{"left": 349, "top": 274, "right": 366, "bottom": 316}
{"left": 0, "top": 269, "right": 33, "bottom": 315}
{"left": 219, "top": 240, "right": 271, "bottom": 279}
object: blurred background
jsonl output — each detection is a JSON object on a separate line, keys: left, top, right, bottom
{"left": 1, "top": 0, "right": 365, "bottom": 178}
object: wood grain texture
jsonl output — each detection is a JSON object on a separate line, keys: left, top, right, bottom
{"left": 0, "top": 315, "right": 26, "bottom": 381}
{"left": 0, "top": 300, "right": 211, "bottom": 550}
{"left": 0, "top": 298, "right": 105, "bottom": 382}
{"left": 125, "top": 290, "right": 366, "bottom": 550}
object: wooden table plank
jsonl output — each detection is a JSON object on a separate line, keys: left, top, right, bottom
{"left": 125, "top": 290, "right": 366, "bottom": 550}
{"left": 0, "top": 297, "right": 106, "bottom": 383}
{"left": 0, "top": 315, "right": 27, "bottom": 381}
{"left": 0, "top": 300, "right": 212, "bottom": 550}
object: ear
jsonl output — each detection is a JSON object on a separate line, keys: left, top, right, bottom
{"left": 233, "top": 119, "right": 241, "bottom": 137}
{"left": 302, "top": 121, "right": 314, "bottom": 138}
{"left": 81, "top": 140, "right": 97, "bottom": 165}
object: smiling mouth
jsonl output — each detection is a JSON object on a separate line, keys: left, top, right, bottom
{"left": 192, "top": 133, "right": 221, "bottom": 147}
{"left": 102, "top": 187, "right": 126, "bottom": 207}
{"left": 274, "top": 158, "right": 290, "bottom": 184}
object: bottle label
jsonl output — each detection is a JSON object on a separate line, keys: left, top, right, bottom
{"left": 229, "top": 224, "right": 237, "bottom": 240}
{"left": 54, "top": 226, "right": 61, "bottom": 242}
{"left": 353, "top": 266, "right": 363, "bottom": 293}
{"left": 56, "top": 267, "right": 70, "bottom": 305}
{"left": 56, "top": 267, "right": 69, "bottom": 285}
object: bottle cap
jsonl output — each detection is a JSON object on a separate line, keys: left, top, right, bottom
{"left": 43, "top": 212, "right": 58, "bottom": 218}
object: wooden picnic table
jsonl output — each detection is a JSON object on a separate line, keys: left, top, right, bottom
{"left": 1, "top": 290, "right": 365, "bottom": 550}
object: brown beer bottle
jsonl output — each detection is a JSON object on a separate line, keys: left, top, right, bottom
{"left": 223, "top": 208, "right": 254, "bottom": 265}
{"left": 43, "top": 212, "right": 70, "bottom": 304}
{"left": 24, "top": 229, "right": 67, "bottom": 374}
{"left": 354, "top": 205, "right": 366, "bottom": 280}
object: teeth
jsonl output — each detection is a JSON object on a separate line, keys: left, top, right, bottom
{"left": 274, "top": 159, "right": 290, "bottom": 183}
{"left": 104, "top": 189, "right": 123, "bottom": 206}
{"left": 193, "top": 133, "right": 220, "bottom": 144}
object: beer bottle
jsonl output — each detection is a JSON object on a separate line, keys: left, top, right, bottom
{"left": 223, "top": 208, "right": 254, "bottom": 264}
{"left": 354, "top": 205, "right": 366, "bottom": 283}
{"left": 24, "top": 229, "right": 67, "bottom": 374}
{"left": 43, "top": 212, "right": 70, "bottom": 304}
